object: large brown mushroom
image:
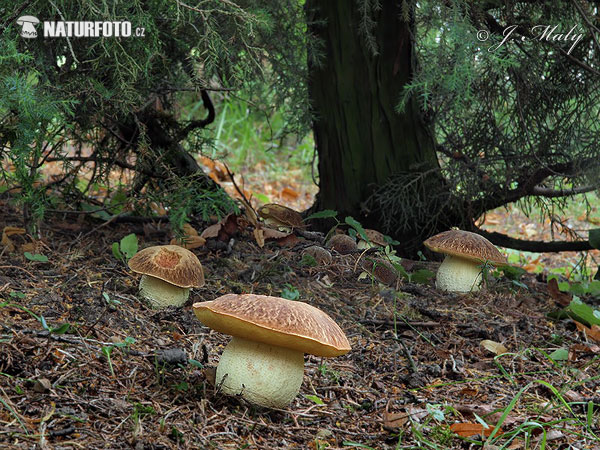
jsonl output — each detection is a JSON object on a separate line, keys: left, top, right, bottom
{"left": 423, "top": 230, "right": 507, "bottom": 292}
{"left": 193, "top": 294, "right": 350, "bottom": 408}
{"left": 128, "top": 245, "right": 204, "bottom": 308}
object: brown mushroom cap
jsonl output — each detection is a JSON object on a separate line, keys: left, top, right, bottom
{"left": 327, "top": 234, "right": 358, "bottom": 254}
{"left": 363, "top": 229, "right": 387, "bottom": 247}
{"left": 423, "top": 230, "right": 507, "bottom": 266}
{"left": 193, "top": 294, "right": 351, "bottom": 357}
{"left": 128, "top": 245, "right": 204, "bottom": 288}
{"left": 257, "top": 204, "right": 304, "bottom": 228}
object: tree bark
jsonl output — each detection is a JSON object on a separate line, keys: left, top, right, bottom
{"left": 306, "top": 0, "right": 458, "bottom": 252}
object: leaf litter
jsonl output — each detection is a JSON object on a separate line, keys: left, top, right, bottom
{"left": 0, "top": 198, "right": 599, "bottom": 449}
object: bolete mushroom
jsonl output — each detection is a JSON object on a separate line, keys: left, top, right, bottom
{"left": 128, "top": 245, "right": 204, "bottom": 308}
{"left": 193, "top": 294, "right": 351, "bottom": 408}
{"left": 357, "top": 229, "right": 387, "bottom": 250}
{"left": 423, "top": 230, "right": 507, "bottom": 293}
{"left": 327, "top": 234, "right": 358, "bottom": 255}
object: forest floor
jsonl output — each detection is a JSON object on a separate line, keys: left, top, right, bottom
{"left": 1, "top": 187, "right": 600, "bottom": 450}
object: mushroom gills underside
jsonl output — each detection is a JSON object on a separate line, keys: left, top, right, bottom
{"left": 435, "top": 255, "right": 483, "bottom": 292}
{"left": 139, "top": 274, "right": 190, "bottom": 308}
{"left": 216, "top": 337, "right": 305, "bottom": 408}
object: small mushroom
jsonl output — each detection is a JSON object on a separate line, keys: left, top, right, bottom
{"left": 357, "top": 229, "right": 387, "bottom": 250}
{"left": 327, "top": 234, "right": 358, "bottom": 255}
{"left": 128, "top": 245, "right": 204, "bottom": 308}
{"left": 423, "top": 230, "right": 507, "bottom": 293}
{"left": 193, "top": 294, "right": 351, "bottom": 408}
{"left": 360, "top": 258, "right": 398, "bottom": 286}
{"left": 257, "top": 204, "right": 304, "bottom": 231}
{"left": 302, "top": 245, "right": 333, "bottom": 265}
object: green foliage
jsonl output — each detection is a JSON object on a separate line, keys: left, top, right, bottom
{"left": 565, "top": 296, "right": 600, "bottom": 327}
{"left": 112, "top": 233, "right": 138, "bottom": 263}
{"left": 1, "top": 0, "right": 309, "bottom": 228}
{"left": 23, "top": 252, "right": 48, "bottom": 262}
{"left": 152, "top": 174, "right": 238, "bottom": 235}
{"left": 281, "top": 283, "right": 300, "bottom": 300}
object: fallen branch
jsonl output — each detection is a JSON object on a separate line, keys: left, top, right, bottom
{"left": 476, "top": 228, "right": 593, "bottom": 252}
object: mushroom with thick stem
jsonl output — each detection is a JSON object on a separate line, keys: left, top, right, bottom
{"left": 193, "top": 294, "right": 351, "bottom": 408}
{"left": 128, "top": 245, "right": 204, "bottom": 308}
{"left": 423, "top": 230, "right": 508, "bottom": 293}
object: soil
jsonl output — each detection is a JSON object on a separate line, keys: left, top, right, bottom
{"left": 1, "top": 199, "right": 599, "bottom": 449}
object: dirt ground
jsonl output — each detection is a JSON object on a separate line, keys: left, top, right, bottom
{"left": 1, "top": 198, "right": 599, "bottom": 449}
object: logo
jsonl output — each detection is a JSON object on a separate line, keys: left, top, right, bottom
{"left": 16, "top": 16, "right": 144, "bottom": 38}
{"left": 16, "top": 16, "right": 40, "bottom": 38}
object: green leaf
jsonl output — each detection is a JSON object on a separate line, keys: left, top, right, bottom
{"left": 50, "top": 323, "right": 70, "bottom": 334}
{"left": 565, "top": 296, "right": 600, "bottom": 327}
{"left": 40, "top": 315, "right": 50, "bottom": 331}
{"left": 254, "top": 192, "right": 271, "bottom": 204}
{"left": 391, "top": 262, "right": 410, "bottom": 280}
{"left": 345, "top": 216, "right": 367, "bottom": 241}
{"left": 281, "top": 284, "right": 300, "bottom": 300}
{"left": 24, "top": 252, "right": 48, "bottom": 262}
{"left": 306, "top": 209, "right": 338, "bottom": 220}
{"left": 304, "top": 394, "right": 324, "bottom": 405}
{"left": 112, "top": 242, "right": 123, "bottom": 261}
{"left": 119, "top": 233, "right": 138, "bottom": 260}
{"left": 549, "top": 348, "right": 569, "bottom": 361}
{"left": 411, "top": 269, "right": 435, "bottom": 284}
{"left": 300, "top": 253, "right": 317, "bottom": 267}
{"left": 590, "top": 228, "right": 600, "bottom": 249}
{"left": 188, "top": 359, "right": 204, "bottom": 368}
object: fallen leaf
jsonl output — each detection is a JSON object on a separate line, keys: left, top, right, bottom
{"left": 450, "top": 422, "right": 502, "bottom": 438}
{"left": 182, "top": 223, "right": 198, "bottom": 237}
{"left": 547, "top": 278, "right": 572, "bottom": 306}
{"left": 480, "top": 339, "right": 508, "bottom": 355}
{"left": 170, "top": 235, "right": 205, "bottom": 249}
{"left": 574, "top": 321, "right": 600, "bottom": 342}
{"left": 253, "top": 228, "right": 265, "bottom": 248}
{"left": 382, "top": 411, "right": 408, "bottom": 431}
{"left": 281, "top": 187, "right": 299, "bottom": 201}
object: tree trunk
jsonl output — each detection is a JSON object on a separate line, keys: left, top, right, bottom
{"left": 306, "top": 0, "right": 461, "bottom": 253}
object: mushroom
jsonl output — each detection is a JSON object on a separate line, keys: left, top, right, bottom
{"left": 302, "top": 245, "right": 333, "bottom": 265}
{"left": 16, "top": 16, "right": 40, "bottom": 38}
{"left": 128, "top": 245, "right": 204, "bottom": 308}
{"left": 357, "top": 229, "right": 387, "bottom": 250}
{"left": 423, "top": 230, "right": 507, "bottom": 293}
{"left": 257, "top": 204, "right": 304, "bottom": 231}
{"left": 360, "top": 257, "right": 398, "bottom": 286}
{"left": 327, "top": 234, "right": 357, "bottom": 255}
{"left": 193, "top": 294, "right": 351, "bottom": 408}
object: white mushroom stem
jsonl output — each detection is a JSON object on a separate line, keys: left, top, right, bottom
{"left": 216, "top": 337, "right": 305, "bottom": 409}
{"left": 139, "top": 274, "right": 190, "bottom": 308}
{"left": 435, "top": 255, "right": 483, "bottom": 293}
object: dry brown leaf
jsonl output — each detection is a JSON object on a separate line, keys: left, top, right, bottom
{"left": 261, "top": 227, "right": 290, "bottom": 240}
{"left": 169, "top": 235, "right": 205, "bottom": 250}
{"left": 450, "top": 422, "right": 502, "bottom": 438}
{"left": 574, "top": 321, "right": 600, "bottom": 342}
{"left": 481, "top": 339, "right": 508, "bottom": 355}
{"left": 200, "top": 223, "right": 221, "bottom": 239}
{"left": 3, "top": 226, "right": 26, "bottom": 237}
{"left": 182, "top": 223, "right": 198, "bottom": 237}
{"left": 382, "top": 411, "right": 408, "bottom": 431}
{"left": 281, "top": 187, "right": 299, "bottom": 201}
{"left": 253, "top": 228, "right": 265, "bottom": 248}
{"left": 547, "top": 278, "right": 572, "bottom": 306}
